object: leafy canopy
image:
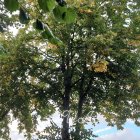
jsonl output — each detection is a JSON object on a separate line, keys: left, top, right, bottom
{"left": 0, "top": 0, "right": 140, "bottom": 140}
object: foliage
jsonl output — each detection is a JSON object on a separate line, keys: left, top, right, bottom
{"left": 0, "top": 1, "right": 12, "bottom": 32}
{"left": 0, "top": 0, "right": 140, "bottom": 140}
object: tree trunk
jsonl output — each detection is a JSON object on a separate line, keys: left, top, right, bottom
{"left": 62, "top": 87, "right": 70, "bottom": 140}
{"left": 62, "top": 70, "right": 71, "bottom": 140}
{"left": 75, "top": 95, "right": 84, "bottom": 140}
{"left": 75, "top": 76, "right": 93, "bottom": 139}
{"left": 74, "top": 74, "right": 85, "bottom": 140}
{"left": 61, "top": 42, "right": 73, "bottom": 140}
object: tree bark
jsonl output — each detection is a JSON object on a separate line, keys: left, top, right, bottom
{"left": 75, "top": 77, "right": 93, "bottom": 140}
{"left": 74, "top": 74, "right": 85, "bottom": 140}
{"left": 61, "top": 50, "right": 71, "bottom": 140}
{"left": 62, "top": 90, "right": 70, "bottom": 140}
{"left": 75, "top": 95, "right": 84, "bottom": 140}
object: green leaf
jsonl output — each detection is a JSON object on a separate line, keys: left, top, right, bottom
{"left": 4, "top": 0, "right": 19, "bottom": 12}
{"left": 19, "top": 8, "right": 30, "bottom": 24}
{"left": 42, "top": 25, "right": 54, "bottom": 39}
{"left": 53, "top": 6, "right": 76, "bottom": 24}
{"left": 50, "top": 37, "right": 64, "bottom": 46}
{"left": 63, "top": 8, "right": 77, "bottom": 24}
{"left": 53, "top": 5, "right": 67, "bottom": 22}
{"left": 38, "top": 0, "right": 56, "bottom": 12}
{"left": 0, "top": 44, "right": 5, "bottom": 54}
{"left": 42, "top": 26, "right": 64, "bottom": 46}
{"left": 0, "top": 44, "right": 7, "bottom": 58}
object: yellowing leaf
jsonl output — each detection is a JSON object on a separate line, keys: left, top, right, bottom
{"left": 89, "top": 60, "right": 109, "bottom": 72}
{"left": 18, "top": 89, "right": 25, "bottom": 97}
{"left": 79, "top": 9, "right": 93, "bottom": 14}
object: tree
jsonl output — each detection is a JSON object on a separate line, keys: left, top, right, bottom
{"left": 0, "top": 0, "right": 140, "bottom": 140}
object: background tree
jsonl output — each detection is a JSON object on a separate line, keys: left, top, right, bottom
{"left": 0, "top": 0, "right": 140, "bottom": 140}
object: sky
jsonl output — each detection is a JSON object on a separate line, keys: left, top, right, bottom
{"left": 9, "top": 114, "right": 140, "bottom": 140}
{"left": 93, "top": 118, "right": 140, "bottom": 140}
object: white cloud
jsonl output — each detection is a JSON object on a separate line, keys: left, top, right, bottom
{"left": 10, "top": 131, "right": 25, "bottom": 140}
{"left": 94, "top": 127, "right": 112, "bottom": 134}
{"left": 96, "top": 129, "right": 140, "bottom": 140}
{"left": 8, "top": 26, "right": 18, "bottom": 36}
{"left": 9, "top": 120, "right": 25, "bottom": 140}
